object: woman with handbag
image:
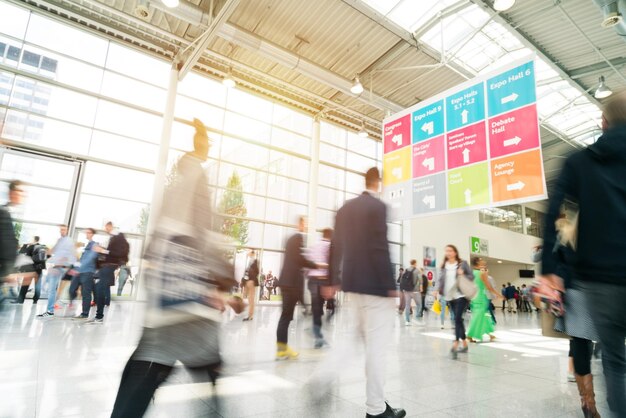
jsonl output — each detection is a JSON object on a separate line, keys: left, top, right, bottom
{"left": 435, "top": 244, "right": 474, "bottom": 360}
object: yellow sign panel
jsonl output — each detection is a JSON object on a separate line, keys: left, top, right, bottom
{"left": 383, "top": 147, "right": 411, "bottom": 186}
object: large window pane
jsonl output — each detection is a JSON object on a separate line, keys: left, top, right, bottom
{"left": 347, "top": 132, "right": 377, "bottom": 158}
{"left": 346, "top": 171, "right": 365, "bottom": 194}
{"left": 347, "top": 151, "right": 376, "bottom": 174}
{"left": 318, "top": 164, "right": 345, "bottom": 189}
{"left": 0, "top": 2, "right": 30, "bottom": 39}
{"left": 525, "top": 207, "right": 544, "bottom": 238}
{"left": 226, "top": 88, "right": 272, "bottom": 123}
{"left": 10, "top": 77, "right": 98, "bottom": 126}
{"left": 175, "top": 95, "right": 224, "bottom": 131}
{"left": 223, "top": 111, "right": 270, "bottom": 143}
{"left": 218, "top": 162, "right": 267, "bottom": 195}
{"left": 263, "top": 224, "right": 289, "bottom": 251}
{"left": 19, "top": 185, "right": 70, "bottom": 224}
{"left": 15, "top": 222, "right": 64, "bottom": 248}
{"left": 75, "top": 194, "right": 148, "bottom": 234}
{"left": 2, "top": 109, "right": 92, "bottom": 155}
{"left": 260, "top": 251, "right": 283, "bottom": 281}
{"left": 17, "top": 45, "right": 103, "bottom": 93}
{"left": 215, "top": 189, "right": 265, "bottom": 221}
{"left": 221, "top": 136, "right": 270, "bottom": 169}
{"left": 178, "top": 72, "right": 226, "bottom": 107}
{"left": 169, "top": 122, "right": 221, "bottom": 160}
{"left": 268, "top": 150, "right": 309, "bottom": 181}
{"left": 94, "top": 100, "right": 162, "bottom": 143}
{"left": 320, "top": 142, "right": 346, "bottom": 166}
{"left": 89, "top": 131, "right": 158, "bottom": 170}
{"left": 81, "top": 162, "right": 153, "bottom": 203}
{"left": 0, "top": 152, "right": 75, "bottom": 189}
{"left": 316, "top": 208, "right": 336, "bottom": 230}
{"left": 25, "top": 14, "right": 108, "bottom": 66}
{"left": 266, "top": 175, "right": 308, "bottom": 205}
{"left": 264, "top": 198, "right": 307, "bottom": 225}
{"left": 100, "top": 71, "right": 166, "bottom": 112}
{"left": 388, "top": 222, "right": 402, "bottom": 243}
{"left": 0, "top": 70, "right": 14, "bottom": 105}
{"left": 479, "top": 205, "right": 523, "bottom": 234}
{"left": 271, "top": 127, "right": 310, "bottom": 155}
{"left": 105, "top": 43, "right": 169, "bottom": 88}
{"left": 320, "top": 121, "right": 347, "bottom": 148}
{"left": 272, "top": 103, "right": 312, "bottom": 136}
{"left": 317, "top": 186, "right": 344, "bottom": 211}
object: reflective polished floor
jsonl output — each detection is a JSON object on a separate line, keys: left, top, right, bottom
{"left": 0, "top": 300, "right": 610, "bottom": 418}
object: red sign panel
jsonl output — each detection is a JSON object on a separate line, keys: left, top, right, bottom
{"left": 384, "top": 114, "right": 411, "bottom": 154}
{"left": 446, "top": 121, "right": 487, "bottom": 169}
{"left": 488, "top": 104, "right": 540, "bottom": 159}
{"left": 412, "top": 136, "right": 445, "bottom": 178}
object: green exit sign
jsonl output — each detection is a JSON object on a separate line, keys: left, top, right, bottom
{"left": 470, "top": 236, "right": 489, "bottom": 256}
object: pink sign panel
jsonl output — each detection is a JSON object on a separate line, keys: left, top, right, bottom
{"left": 412, "top": 136, "right": 445, "bottom": 178}
{"left": 383, "top": 114, "right": 411, "bottom": 154}
{"left": 446, "top": 121, "right": 487, "bottom": 169}
{"left": 488, "top": 104, "right": 540, "bottom": 158}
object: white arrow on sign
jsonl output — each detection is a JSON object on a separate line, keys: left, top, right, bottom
{"left": 501, "top": 93, "right": 519, "bottom": 104}
{"left": 421, "top": 121, "right": 434, "bottom": 135}
{"left": 462, "top": 148, "right": 471, "bottom": 164}
{"left": 422, "top": 157, "right": 435, "bottom": 171}
{"left": 507, "top": 181, "right": 526, "bottom": 192}
{"left": 503, "top": 136, "right": 522, "bottom": 147}
{"left": 422, "top": 195, "right": 436, "bottom": 209}
{"left": 464, "top": 189, "right": 472, "bottom": 205}
{"left": 391, "top": 134, "right": 403, "bottom": 146}
{"left": 392, "top": 167, "right": 402, "bottom": 180}
{"left": 461, "top": 109, "right": 469, "bottom": 124}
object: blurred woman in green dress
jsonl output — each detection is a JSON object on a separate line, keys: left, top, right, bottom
{"left": 467, "top": 257, "right": 501, "bottom": 343}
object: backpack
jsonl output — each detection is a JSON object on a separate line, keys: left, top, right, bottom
{"left": 400, "top": 268, "right": 415, "bottom": 291}
{"left": 32, "top": 244, "right": 47, "bottom": 264}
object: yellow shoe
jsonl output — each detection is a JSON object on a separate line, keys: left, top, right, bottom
{"left": 276, "top": 344, "right": 299, "bottom": 360}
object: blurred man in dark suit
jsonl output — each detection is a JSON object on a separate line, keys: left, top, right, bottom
{"left": 275, "top": 216, "right": 318, "bottom": 360}
{"left": 328, "top": 167, "right": 406, "bottom": 418}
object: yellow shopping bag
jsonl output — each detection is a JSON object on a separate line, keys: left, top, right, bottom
{"left": 432, "top": 299, "right": 441, "bottom": 315}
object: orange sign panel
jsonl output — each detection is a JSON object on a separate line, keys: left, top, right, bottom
{"left": 490, "top": 149, "right": 545, "bottom": 203}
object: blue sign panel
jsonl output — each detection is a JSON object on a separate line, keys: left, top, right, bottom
{"left": 412, "top": 100, "right": 444, "bottom": 143}
{"left": 487, "top": 61, "right": 536, "bottom": 117}
{"left": 445, "top": 82, "right": 485, "bottom": 132}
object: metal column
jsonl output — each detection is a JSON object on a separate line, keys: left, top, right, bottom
{"left": 307, "top": 117, "right": 321, "bottom": 240}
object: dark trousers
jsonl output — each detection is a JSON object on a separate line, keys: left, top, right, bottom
{"left": 569, "top": 337, "right": 593, "bottom": 376}
{"left": 420, "top": 293, "right": 426, "bottom": 316}
{"left": 501, "top": 298, "right": 506, "bottom": 310}
{"left": 449, "top": 298, "right": 468, "bottom": 341}
{"left": 69, "top": 272, "right": 94, "bottom": 316}
{"left": 488, "top": 301, "right": 497, "bottom": 324}
{"left": 96, "top": 265, "right": 116, "bottom": 319}
{"left": 584, "top": 281, "right": 626, "bottom": 416}
{"left": 110, "top": 359, "right": 220, "bottom": 418}
{"left": 17, "top": 271, "right": 41, "bottom": 303}
{"left": 276, "top": 287, "right": 303, "bottom": 345}
{"left": 308, "top": 282, "right": 324, "bottom": 339}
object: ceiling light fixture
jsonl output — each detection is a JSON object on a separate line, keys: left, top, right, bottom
{"left": 351, "top": 76, "right": 364, "bottom": 95}
{"left": 161, "top": 0, "right": 180, "bottom": 8}
{"left": 494, "top": 0, "right": 515, "bottom": 11}
{"left": 222, "top": 70, "right": 236, "bottom": 88}
{"left": 595, "top": 75, "right": 613, "bottom": 99}
{"left": 357, "top": 122, "right": 368, "bottom": 138}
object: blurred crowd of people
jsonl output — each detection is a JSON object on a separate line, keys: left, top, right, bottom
{"left": 1, "top": 91, "right": 626, "bottom": 418}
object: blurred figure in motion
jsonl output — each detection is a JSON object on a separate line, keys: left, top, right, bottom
{"left": 116, "top": 263, "right": 132, "bottom": 297}
{"left": 307, "top": 227, "right": 332, "bottom": 349}
{"left": 243, "top": 250, "right": 259, "bottom": 321}
{"left": 91, "top": 221, "right": 129, "bottom": 324}
{"left": 466, "top": 258, "right": 500, "bottom": 343}
{"left": 275, "top": 216, "right": 318, "bottom": 360}
{"left": 436, "top": 245, "right": 472, "bottom": 359}
{"left": 68, "top": 228, "right": 100, "bottom": 320}
{"left": 15, "top": 236, "right": 47, "bottom": 304}
{"left": 323, "top": 167, "right": 406, "bottom": 418}
{"left": 400, "top": 259, "right": 421, "bottom": 327}
{"left": 0, "top": 180, "right": 21, "bottom": 307}
{"left": 541, "top": 90, "right": 626, "bottom": 418}
{"left": 110, "top": 119, "right": 238, "bottom": 418}
{"left": 37, "top": 224, "right": 76, "bottom": 318}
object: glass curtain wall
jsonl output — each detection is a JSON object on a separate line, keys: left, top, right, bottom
{"left": 0, "top": 1, "right": 403, "bottom": 299}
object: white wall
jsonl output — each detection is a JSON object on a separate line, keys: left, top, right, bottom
{"left": 408, "top": 209, "right": 541, "bottom": 269}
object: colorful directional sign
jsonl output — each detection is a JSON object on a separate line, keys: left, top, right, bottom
{"left": 412, "top": 100, "right": 444, "bottom": 143}
{"left": 382, "top": 57, "right": 547, "bottom": 221}
{"left": 383, "top": 114, "right": 411, "bottom": 154}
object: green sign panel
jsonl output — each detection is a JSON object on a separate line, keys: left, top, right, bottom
{"left": 470, "top": 236, "right": 489, "bottom": 256}
{"left": 447, "top": 163, "right": 490, "bottom": 209}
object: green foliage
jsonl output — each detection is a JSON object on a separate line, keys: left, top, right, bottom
{"left": 218, "top": 171, "right": 249, "bottom": 249}
{"left": 13, "top": 222, "right": 22, "bottom": 240}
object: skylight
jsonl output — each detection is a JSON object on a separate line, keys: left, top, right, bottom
{"left": 361, "top": 0, "right": 603, "bottom": 147}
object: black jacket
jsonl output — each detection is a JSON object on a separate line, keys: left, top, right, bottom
{"left": 278, "top": 232, "right": 316, "bottom": 289}
{"left": 330, "top": 192, "right": 395, "bottom": 297}
{"left": 542, "top": 124, "right": 626, "bottom": 285}
{"left": 103, "top": 233, "right": 129, "bottom": 266}
{"left": 0, "top": 207, "right": 16, "bottom": 278}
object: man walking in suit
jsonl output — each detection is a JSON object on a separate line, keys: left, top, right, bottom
{"left": 276, "top": 216, "right": 318, "bottom": 360}
{"left": 328, "top": 167, "right": 406, "bottom": 418}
